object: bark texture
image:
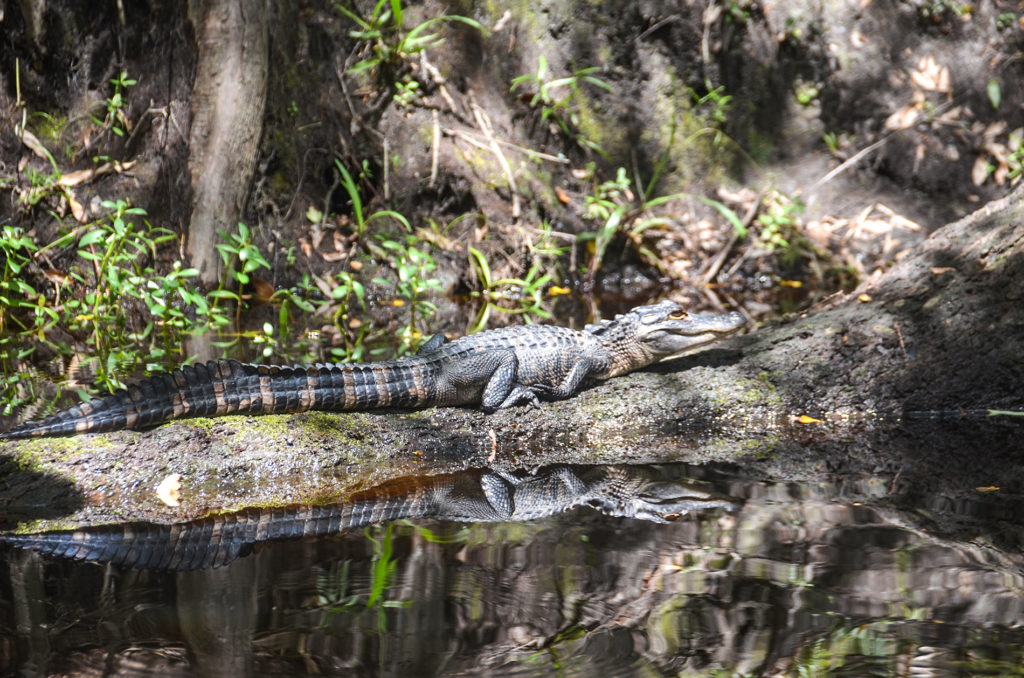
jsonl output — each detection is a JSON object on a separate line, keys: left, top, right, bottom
{"left": 1, "top": 188, "right": 1022, "bottom": 531}
{"left": 186, "top": 0, "right": 269, "bottom": 287}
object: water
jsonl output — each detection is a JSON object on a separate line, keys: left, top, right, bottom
{"left": 3, "top": 464, "right": 1024, "bottom": 677}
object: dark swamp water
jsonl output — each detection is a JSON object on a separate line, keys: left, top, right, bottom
{"left": 3, "top": 449, "right": 1024, "bottom": 677}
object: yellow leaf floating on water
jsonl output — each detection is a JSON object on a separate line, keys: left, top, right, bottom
{"left": 796, "top": 415, "right": 823, "bottom": 424}
{"left": 156, "top": 474, "right": 183, "bottom": 507}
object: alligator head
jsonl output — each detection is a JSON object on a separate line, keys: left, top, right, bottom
{"left": 587, "top": 300, "right": 745, "bottom": 375}
{"left": 584, "top": 473, "right": 739, "bottom": 523}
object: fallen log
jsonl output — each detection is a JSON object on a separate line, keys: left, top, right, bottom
{"left": 2, "top": 186, "right": 1022, "bottom": 532}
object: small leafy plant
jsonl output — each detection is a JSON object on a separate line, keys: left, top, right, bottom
{"left": 335, "top": 159, "right": 411, "bottom": 238}
{"left": 211, "top": 222, "right": 271, "bottom": 318}
{"left": 511, "top": 56, "right": 612, "bottom": 154}
{"left": 338, "top": 0, "right": 483, "bottom": 80}
{"left": 90, "top": 71, "right": 137, "bottom": 141}
{"left": 372, "top": 235, "right": 443, "bottom": 356}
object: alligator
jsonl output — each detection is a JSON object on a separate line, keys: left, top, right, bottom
{"left": 1, "top": 464, "right": 738, "bottom": 570}
{"left": 1, "top": 301, "right": 744, "bottom": 439}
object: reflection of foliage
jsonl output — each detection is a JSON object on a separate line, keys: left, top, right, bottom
{"left": 317, "top": 525, "right": 411, "bottom": 636}
{"left": 791, "top": 619, "right": 928, "bottom": 678}
{"left": 317, "top": 560, "right": 359, "bottom": 611}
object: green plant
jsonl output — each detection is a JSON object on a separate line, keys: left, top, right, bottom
{"left": 997, "top": 12, "right": 1017, "bottom": 29}
{"left": 511, "top": 56, "right": 612, "bottom": 154}
{"left": 338, "top": 0, "right": 483, "bottom": 76}
{"left": 17, "top": 167, "right": 67, "bottom": 211}
{"left": 90, "top": 70, "right": 137, "bottom": 140}
{"left": 577, "top": 167, "right": 633, "bottom": 273}
{"left": 334, "top": 159, "right": 412, "bottom": 239}
{"left": 62, "top": 201, "right": 176, "bottom": 390}
{"left": 987, "top": 79, "right": 1002, "bottom": 110}
{"left": 136, "top": 260, "right": 227, "bottom": 370}
{"left": 755, "top": 191, "right": 805, "bottom": 253}
{"left": 392, "top": 78, "right": 420, "bottom": 107}
{"left": 1008, "top": 129, "right": 1024, "bottom": 183}
{"left": 210, "top": 222, "right": 271, "bottom": 319}
{"left": 250, "top": 322, "right": 280, "bottom": 360}
{"left": 578, "top": 166, "right": 683, "bottom": 274}
{"left": 689, "top": 85, "right": 732, "bottom": 147}
{"left": 0, "top": 226, "right": 60, "bottom": 413}
{"left": 372, "top": 235, "right": 443, "bottom": 355}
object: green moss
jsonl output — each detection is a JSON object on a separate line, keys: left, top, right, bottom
{"left": 9, "top": 433, "right": 118, "bottom": 466}
{"left": 30, "top": 112, "right": 69, "bottom": 143}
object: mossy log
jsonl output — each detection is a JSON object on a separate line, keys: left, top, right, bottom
{"left": 2, "top": 188, "right": 1023, "bottom": 531}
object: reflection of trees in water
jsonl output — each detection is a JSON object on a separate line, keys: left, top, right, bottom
{"left": 3, "top": 472, "right": 1024, "bottom": 676}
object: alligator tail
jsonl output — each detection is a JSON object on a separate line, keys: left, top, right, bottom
{"left": 2, "top": 497, "right": 437, "bottom": 570}
{"left": 1, "top": 358, "right": 434, "bottom": 439}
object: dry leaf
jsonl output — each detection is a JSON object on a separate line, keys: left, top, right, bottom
{"left": 251, "top": 277, "right": 274, "bottom": 302}
{"left": 59, "top": 168, "right": 95, "bottom": 187}
{"left": 17, "top": 127, "right": 50, "bottom": 160}
{"left": 68, "top": 195, "right": 87, "bottom": 222}
{"left": 983, "top": 121, "right": 1007, "bottom": 139}
{"left": 972, "top": 155, "right": 991, "bottom": 186}
{"left": 156, "top": 473, "right": 183, "bottom": 507}
{"left": 909, "top": 55, "right": 951, "bottom": 92}
{"left": 1009, "top": 127, "right": 1024, "bottom": 152}
{"left": 43, "top": 269, "right": 71, "bottom": 285}
{"left": 884, "top": 103, "right": 920, "bottom": 131}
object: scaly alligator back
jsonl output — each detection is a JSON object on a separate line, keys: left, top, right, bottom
{"left": 0, "top": 358, "right": 441, "bottom": 439}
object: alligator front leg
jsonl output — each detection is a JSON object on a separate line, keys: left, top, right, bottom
{"left": 528, "top": 359, "right": 599, "bottom": 401}
{"left": 480, "top": 352, "right": 541, "bottom": 411}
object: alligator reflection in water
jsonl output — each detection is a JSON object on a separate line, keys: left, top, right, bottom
{"left": 4, "top": 465, "right": 1024, "bottom": 676}
{"left": 1, "top": 464, "right": 737, "bottom": 570}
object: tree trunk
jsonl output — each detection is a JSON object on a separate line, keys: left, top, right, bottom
{"left": 186, "top": 0, "right": 269, "bottom": 288}
{"left": 2, "top": 187, "right": 1023, "bottom": 530}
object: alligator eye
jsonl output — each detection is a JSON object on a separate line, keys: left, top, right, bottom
{"left": 668, "top": 310, "right": 687, "bottom": 320}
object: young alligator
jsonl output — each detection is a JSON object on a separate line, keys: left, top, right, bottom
{"left": 1, "top": 301, "right": 744, "bottom": 439}
{"left": 1, "top": 464, "right": 738, "bottom": 570}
